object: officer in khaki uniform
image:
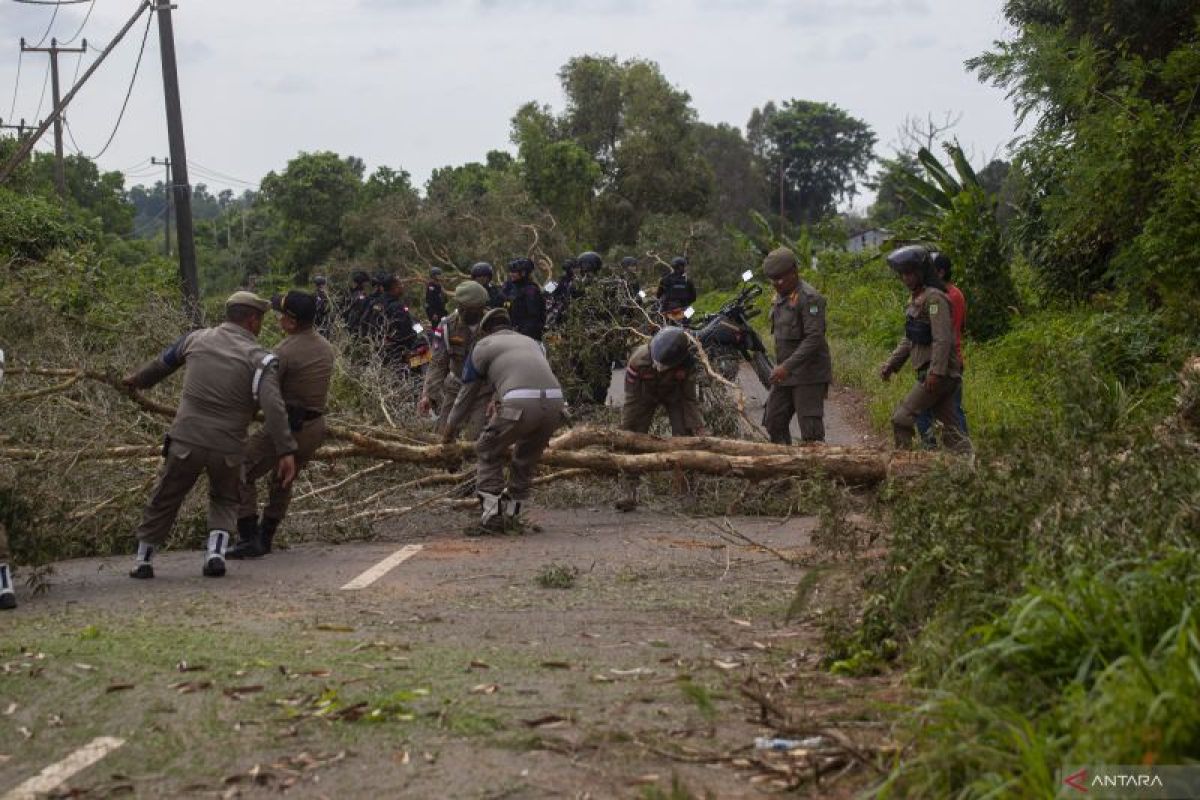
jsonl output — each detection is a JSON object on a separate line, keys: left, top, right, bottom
{"left": 228, "top": 291, "right": 335, "bottom": 560}
{"left": 762, "top": 247, "right": 833, "bottom": 443}
{"left": 441, "top": 308, "right": 564, "bottom": 535}
{"left": 124, "top": 292, "right": 297, "bottom": 579}
{"left": 418, "top": 281, "right": 491, "bottom": 439}
{"left": 615, "top": 327, "right": 707, "bottom": 511}
{"left": 879, "top": 245, "right": 970, "bottom": 453}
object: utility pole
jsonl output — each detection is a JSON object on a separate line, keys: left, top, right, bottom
{"left": 154, "top": 0, "right": 199, "bottom": 326}
{"left": 21, "top": 38, "right": 87, "bottom": 199}
{"left": 151, "top": 156, "right": 171, "bottom": 256}
{"left": 0, "top": 118, "right": 37, "bottom": 166}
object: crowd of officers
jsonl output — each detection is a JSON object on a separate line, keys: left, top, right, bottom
{"left": 0, "top": 244, "right": 968, "bottom": 609}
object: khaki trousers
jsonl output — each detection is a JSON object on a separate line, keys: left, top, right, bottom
{"left": 136, "top": 441, "right": 241, "bottom": 545}
{"left": 238, "top": 419, "right": 326, "bottom": 521}
{"left": 436, "top": 377, "right": 491, "bottom": 441}
{"left": 475, "top": 397, "right": 564, "bottom": 500}
{"left": 892, "top": 376, "right": 970, "bottom": 453}
{"left": 764, "top": 382, "right": 828, "bottom": 444}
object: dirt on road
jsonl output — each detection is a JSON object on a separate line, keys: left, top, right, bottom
{"left": 0, "top": 380, "right": 897, "bottom": 799}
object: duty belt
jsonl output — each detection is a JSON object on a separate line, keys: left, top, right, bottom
{"left": 503, "top": 388, "right": 564, "bottom": 401}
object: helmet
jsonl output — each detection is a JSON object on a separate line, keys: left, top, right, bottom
{"left": 507, "top": 257, "right": 534, "bottom": 274}
{"left": 649, "top": 327, "right": 692, "bottom": 371}
{"left": 313, "top": 275, "right": 327, "bottom": 286}
{"left": 372, "top": 270, "right": 391, "bottom": 286}
{"left": 577, "top": 251, "right": 602, "bottom": 273}
{"left": 886, "top": 245, "right": 931, "bottom": 275}
{"left": 930, "top": 251, "right": 952, "bottom": 281}
{"left": 351, "top": 270, "right": 370, "bottom": 286}
{"left": 670, "top": 256, "right": 687, "bottom": 271}
{"left": 479, "top": 307, "right": 511, "bottom": 333}
{"left": 470, "top": 262, "right": 494, "bottom": 280}
{"left": 620, "top": 256, "right": 638, "bottom": 269}
{"left": 561, "top": 257, "right": 578, "bottom": 275}
{"left": 430, "top": 267, "right": 443, "bottom": 278}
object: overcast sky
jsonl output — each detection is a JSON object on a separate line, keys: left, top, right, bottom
{"left": 0, "top": 0, "right": 1018, "bottom": 209}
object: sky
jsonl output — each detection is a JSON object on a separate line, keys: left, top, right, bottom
{"left": 0, "top": 0, "right": 1019, "bottom": 209}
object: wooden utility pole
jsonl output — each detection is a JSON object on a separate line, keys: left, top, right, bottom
{"left": 0, "top": 2, "right": 152, "bottom": 188}
{"left": 154, "top": 0, "right": 199, "bottom": 326}
{"left": 21, "top": 37, "right": 87, "bottom": 199}
{"left": 151, "top": 156, "right": 171, "bottom": 256}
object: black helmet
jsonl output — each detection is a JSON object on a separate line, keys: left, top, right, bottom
{"left": 886, "top": 245, "right": 930, "bottom": 275}
{"left": 561, "top": 257, "right": 578, "bottom": 275}
{"left": 351, "top": 270, "right": 370, "bottom": 286}
{"left": 649, "top": 327, "right": 692, "bottom": 370}
{"left": 620, "top": 256, "right": 638, "bottom": 269}
{"left": 930, "top": 251, "right": 952, "bottom": 281}
{"left": 507, "top": 257, "right": 534, "bottom": 274}
{"left": 577, "top": 251, "right": 602, "bottom": 272}
{"left": 670, "top": 256, "right": 687, "bottom": 271}
{"left": 372, "top": 270, "right": 391, "bottom": 286}
{"left": 470, "top": 262, "right": 494, "bottom": 280}
{"left": 313, "top": 274, "right": 327, "bottom": 286}
{"left": 430, "top": 266, "right": 443, "bottom": 278}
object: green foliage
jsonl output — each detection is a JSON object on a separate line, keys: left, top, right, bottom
{"left": 259, "top": 151, "right": 365, "bottom": 279}
{"left": 534, "top": 563, "right": 579, "bottom": 589}
{"left": 746, "top": 99, "right": 876, "bottom": 225}
{"left": 969, "top": 2, "right": 1200, "bottom": 309}
{"left": 0, "top": 187, "right": 92, "bottom": 262}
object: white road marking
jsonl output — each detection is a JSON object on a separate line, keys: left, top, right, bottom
{"left": 340, "top": 545, "right": 424, "bottom": 591}
{"left": 3, "top": 736, "right": 125, "bottom": 800}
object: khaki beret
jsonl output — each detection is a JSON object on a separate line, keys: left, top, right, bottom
{"left": 762, "top": 247, "right": 799, "bottom": 279}
{"left": 454, "top": 280, "right": 490, "bottom": 309}
{"left": 479, "top": 307, "right": 511, "bottom": 332}
{"left": 226, "top": 290, "right": 270, "bottom": 313}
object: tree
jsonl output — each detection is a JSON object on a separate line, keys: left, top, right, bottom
{"left": 968, "top": 0, "right": 1200, "bottom": 310}
{"left": 693, "top": 122, "right": 767, "bottom": 231}
{"left": 747, "top": 99, "right": 876, "bottom": 226}
{"left": 259, "top": 151, "right": 364, "bottom": 279}
{"left": 511, "top": 55, "right": 713, "bottom": 249}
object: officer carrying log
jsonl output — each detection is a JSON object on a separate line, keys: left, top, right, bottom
{"left": 123, "top": 292, "right": 297, "bottom": 579}
{"left": 615, "top": 327, "right": 707, "bottom": 512}
{"left": 418, "top": 280, "right": 492, "bottom": 439}
{"left": 228, "top": 290, "right": 335, "bottom": 560}
{"left": 440, "top": 308, "right": 565, "bottom": 535}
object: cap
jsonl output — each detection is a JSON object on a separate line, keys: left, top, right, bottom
{"left": 762, "top": 247, "right": 798, "bottom": 279}
{"left": 272, "top": 290, "right": 317, "bottom": 323}
{"left": 225, "top": 291, "right": 270, "bottom": 313}
{"left": 454, "top": 280, "right": 490, "bottom": 309}
{"left": 479, "top": 307, "right": 511, "bottom": 332}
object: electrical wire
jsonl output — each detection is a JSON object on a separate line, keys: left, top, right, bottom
{"left": 187, "top": 160, "right": 259, "bottom": 188}
{"left": 75, "top": 10, "right": 152, "bottom": 160}
{"left": 7, "top": 49, "right": 22, "bottom": 121}
{"left": 58, "top": 0, "right": 94, "bottom": 45}
{"left": 11, "top": 1, "right": 94, "bottom": 5}
{"left": 32, "top": 0, "right": 61, "bottom": 48}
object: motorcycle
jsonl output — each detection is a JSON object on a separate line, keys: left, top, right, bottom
{"left": 689, "top": 271, "right": 774, "bottom": 389}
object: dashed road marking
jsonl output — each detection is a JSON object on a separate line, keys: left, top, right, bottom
{"left": 340, "top": 544, "right": 424, "bottom": 591}
{"left": 2, "top": 736, "right": 125, "bottom": 800}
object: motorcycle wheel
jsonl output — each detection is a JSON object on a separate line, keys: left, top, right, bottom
{"left": 750, "top": 351, "right": 774, "bottom": 390}
{"left": 710, "top": 347, "right": 741, "bottom": 383}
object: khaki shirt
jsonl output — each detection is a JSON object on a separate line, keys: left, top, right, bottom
{"left": 884, "top": 286, "right": 961, "bottom": 378}
{"left": 132, "top": 322, "right": 297, "bottom": 456}
{"left": 770, "top": 279, "right": 833, "bottom": 385}
{"left": 277, "top": 328, "right": 334, "bottom": 413}
{"left": 422, "top": 311, "right": 477, "bottom": 401}
{"left": 624, "top": 344, "right": 704, "bottom": 431}
{"left": 445, "top": 329, "right": 560, "bottom": 435}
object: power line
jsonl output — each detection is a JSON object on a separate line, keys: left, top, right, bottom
{"left": 32, "top": 1, "right": 61, "bottom": 48}
{"left": 71, "top": 10, "right": 151, "bottom": 161}
{"left": 187, "top": 159, "right": 259, "bottom": 188}
{"left": 11, "top": 1, "right": 94, "bottom": 5}
{"left": 58, "top": 0, "right": 94, "bottom": 45}
{"left": 7, "top": 50, "right": 22, "bottom": 120}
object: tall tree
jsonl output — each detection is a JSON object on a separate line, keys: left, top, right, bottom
{"left": 747, "top": 99, "right": 876, "bottom": 226}
{"left": 259, "top": 151, "right": 364, "bottom": 278}
{"left": 693, "top": 122, "right": 767, "bottom": 231}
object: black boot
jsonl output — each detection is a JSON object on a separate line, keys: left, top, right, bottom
{"left": 226, "top": 516, "right": 264, "bottom": 560}
{"left": 0, "top": 563, "right": 16, "bottom": 609}
{"left": 259, "top": 517, "right": 281, "bottom": 555}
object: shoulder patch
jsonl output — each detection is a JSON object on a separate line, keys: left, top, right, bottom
{"left": 929, "top": 302, "right": 939, "bottom": 316}
{"left": 809, "top": 303, "right": 820, "bottom": 315}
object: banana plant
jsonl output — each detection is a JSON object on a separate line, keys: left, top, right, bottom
{"left": 893, "top": 142, "right": 983, "bottom": 222}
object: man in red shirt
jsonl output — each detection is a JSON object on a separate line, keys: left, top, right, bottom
{"left": 917, "top": 251, "right": 969, "bottom": 445}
